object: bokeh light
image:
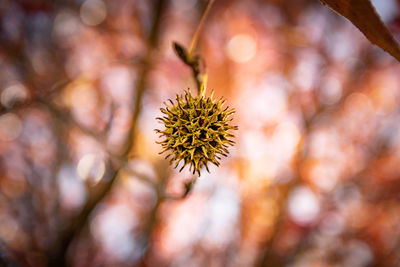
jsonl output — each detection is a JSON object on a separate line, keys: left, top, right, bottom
{"left": 1, "top": 83, "right": 28, "bottom": 108}
{"left": 0, "top": 113, "right": 22, "bottom": 142}
{"left": 288, "top": 186, "right": 320, "bottom": 225}
{"left": 80, "top": 0, "right": 107, "bottom": 26}
{"left": 77, "top": 153, "right": 106, "bottom": 184}
{"left": 226, "top": 34, "right": 257, "bottom": 63}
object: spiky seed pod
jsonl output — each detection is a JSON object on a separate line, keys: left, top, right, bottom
{"left": 155, "top": 89, "right": 238, "bottom": 175}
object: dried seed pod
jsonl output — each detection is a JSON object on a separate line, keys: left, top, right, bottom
{"left": 155, "top": 89, "right": 238, "bottom": 175}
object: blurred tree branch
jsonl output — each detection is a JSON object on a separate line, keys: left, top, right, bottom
{"left": 256, "top": 5, "right": 377, "bottom": 265}
{"left": 47, "top": 0, "right": 169, "bottom": 265}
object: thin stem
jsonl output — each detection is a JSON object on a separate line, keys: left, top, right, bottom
{"left": 199, "top": 73, "right": 207, "bottom": 97}
{"left": 188, "top": 0, "right": 215, "bottom": 58}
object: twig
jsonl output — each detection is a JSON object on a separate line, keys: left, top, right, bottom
{"left": 161, "top": 0, "right": 216, "bottom": 199}
{"left": 188, "top": 0, "right": 215, "bottom": 57}
{"left": 173, "top": 0, "right": 215, "bottom": 94}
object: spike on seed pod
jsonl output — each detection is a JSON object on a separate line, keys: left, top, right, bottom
{"left": 155, "top": 89, "right": 237, "bottom": 176}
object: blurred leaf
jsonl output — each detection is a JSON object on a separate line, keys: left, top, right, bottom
{"left": 319, "top": 0, "right": 400, "bottom": 62}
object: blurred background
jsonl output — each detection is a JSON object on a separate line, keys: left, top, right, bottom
{"left": 1, "top": 0, "right": 400, "bottom": 266}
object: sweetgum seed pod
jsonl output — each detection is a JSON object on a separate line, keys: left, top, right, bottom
{"left": 155, "top": 89, "right": 237, "bottom": 176}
